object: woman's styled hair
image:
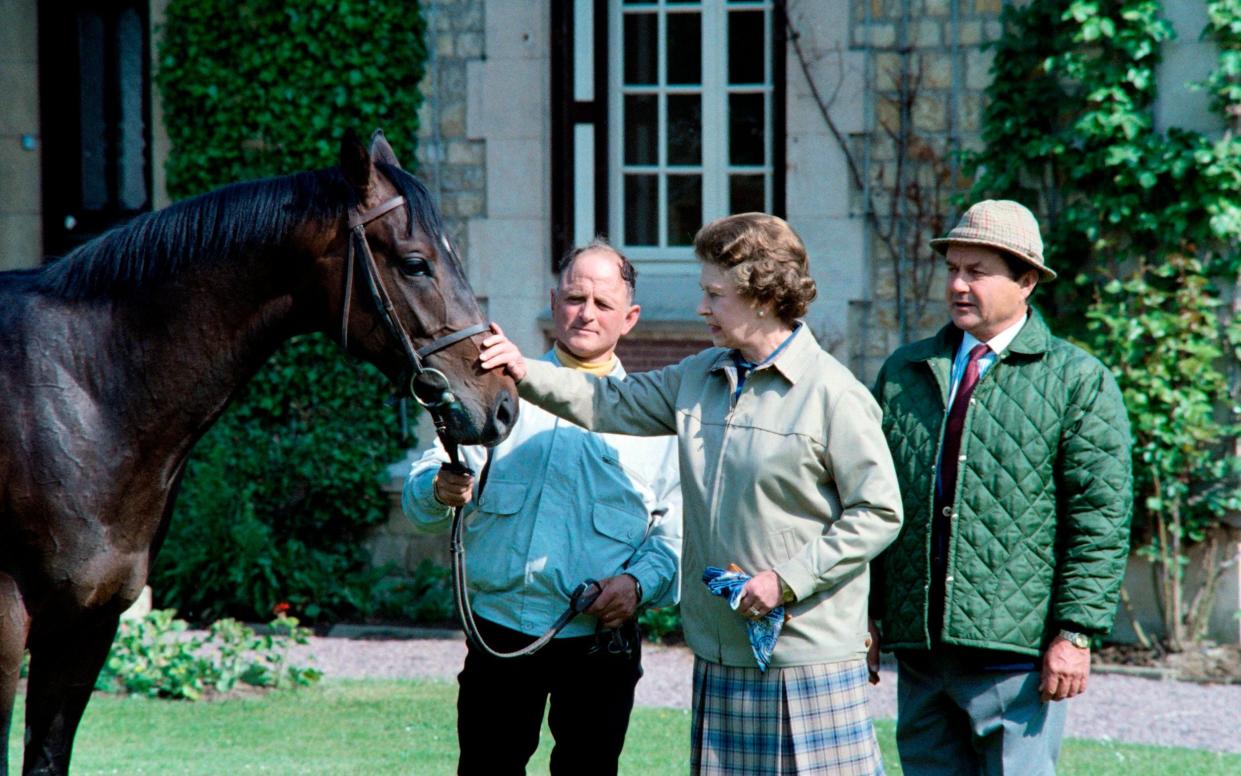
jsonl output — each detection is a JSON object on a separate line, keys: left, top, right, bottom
{"left": 693, "top": 212, "right": 817, "bottom": 324}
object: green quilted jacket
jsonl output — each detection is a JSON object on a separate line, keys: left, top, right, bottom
{"left": 872, "top": 309, "right": 1132, "bottom": 655}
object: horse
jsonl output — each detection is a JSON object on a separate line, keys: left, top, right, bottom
{"left": 0, "top": 129, "right": 517, "bottom": 775}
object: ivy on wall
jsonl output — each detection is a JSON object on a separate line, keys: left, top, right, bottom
{"left": 966, "top": 0, "right": 1241, "bottom": 650}
{"left": 149, "top": 0, "right": 430, "bottom": 622}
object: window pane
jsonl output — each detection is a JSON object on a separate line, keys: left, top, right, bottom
{"left": 624, "top": 14, "right": 657, "bottom": 85}
{"left": 117, "top": 8, "right": 148, "bottom": 210}
{"left": 728, "top": 11, "right": 765, "bottom": 84}
{"left": 667, "top": 94, "right": 702, "bottom": 165}
{"left": 729, "top": 93, "right": 765, "bottom": 166}
{"left": 667, "top": 175, "right": 701, "bottom": 246}
{"left": 730, "top": 174, "right": 766, "bottom": 214}
{"left": 625, "top": 175, "right": 658, "bottom": 245}
{"left": 78, "top": 11, "right": 107, "bottom": 210}
{"left": 624, "top": 94, "right": 658, "bottom": 165}
{"left": 666, "top": 13, "right": 701, "bottom": 85}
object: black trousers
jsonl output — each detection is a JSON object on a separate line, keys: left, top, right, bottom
{"left": 456, "top": 617, "right": 643, "bottom": 776}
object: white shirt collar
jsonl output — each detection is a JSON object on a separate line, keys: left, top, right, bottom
{"left": 960, "top": 311, "right": 1028, "bottom": 357}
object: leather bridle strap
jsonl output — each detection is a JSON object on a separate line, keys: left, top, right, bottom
{"left": 338, "top": 195, "right": 488, "bottom": 407}
{"left": 340, "top": 196, "right": 406, "bottom": 351}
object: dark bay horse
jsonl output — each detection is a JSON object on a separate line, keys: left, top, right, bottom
{"left": 0, "top": 130, "right": 517, "bottom": 775}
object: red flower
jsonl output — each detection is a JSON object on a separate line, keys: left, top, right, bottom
{"left": 272, "top": 601, "right": 291, "bottom": 615}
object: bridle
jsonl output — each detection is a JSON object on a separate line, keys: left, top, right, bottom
{"left": 340, "top": 194, "right": 602, "bottom": 659}
{"left": 338, "top": 194, "right": 489, "bottom": 416}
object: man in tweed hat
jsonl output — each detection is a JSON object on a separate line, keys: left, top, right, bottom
{"left": 869, "top": 200, "right": 1133, "bottom": 774}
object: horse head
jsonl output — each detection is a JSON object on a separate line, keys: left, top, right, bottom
{"left": 329, "top": 129, "right": 517, "bottom": 447}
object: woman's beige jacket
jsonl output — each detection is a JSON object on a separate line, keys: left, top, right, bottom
{"left": 519, "top": 326, "right": 903, "bottom": 667}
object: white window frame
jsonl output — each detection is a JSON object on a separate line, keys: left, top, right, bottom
{"left": 606, "top": 0, "right": 774, "bottom": 274}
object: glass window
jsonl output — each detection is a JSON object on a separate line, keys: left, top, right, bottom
{"left": 611, "top": 1, "right": 773, "bottom": 263}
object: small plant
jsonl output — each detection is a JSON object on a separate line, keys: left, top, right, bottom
{"left": 95, "top": 609, "right": 321, "bottom": 700}
{"left": 639, "top": 606, "right": 683, "bottom": 644}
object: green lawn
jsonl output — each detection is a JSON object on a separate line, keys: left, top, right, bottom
{"left": 6, "top": 680, "right": 1240, "bottom": 774}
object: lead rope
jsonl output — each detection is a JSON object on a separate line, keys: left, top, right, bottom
{"left": 440, "top": 431, "right": 601, "bottom": 659}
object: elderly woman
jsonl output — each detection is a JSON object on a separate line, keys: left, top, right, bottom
{"left": 481, "top": 213, "right": 902, "bottom": 775}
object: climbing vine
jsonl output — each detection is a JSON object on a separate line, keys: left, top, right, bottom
{"left": 968, "top": 0, "right": 1241, "bottom": 650}
{"left": 150, "top": 0, "right": 429, "bottom": 623}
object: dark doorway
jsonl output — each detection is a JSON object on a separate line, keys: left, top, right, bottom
{"left": 39, "top": 0, "right": 152, "bottom": 260}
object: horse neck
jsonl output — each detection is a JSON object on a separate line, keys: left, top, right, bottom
{"left": 110, "top": 240, "right": 321, "bottom": 443}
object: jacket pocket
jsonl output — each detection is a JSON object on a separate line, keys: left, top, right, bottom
{"left": 592, "top": 502, "right": 648, "bottom": 550}
{"left": 476, "top": 480, "right": 527, "bottom": 516}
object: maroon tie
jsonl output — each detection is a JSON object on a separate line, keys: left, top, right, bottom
{"left": 938, "top": 343, "right": 990, "bottom": 504}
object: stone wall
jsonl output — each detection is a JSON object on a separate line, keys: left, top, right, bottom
{"left": 415, "top": 0, "right": 488, "bottom": 264}
{"left": 0, "top": 0, "right": 42, "bottom": 271}
{"left": 846, "top": 0, "right": 1006, "bottom": 382}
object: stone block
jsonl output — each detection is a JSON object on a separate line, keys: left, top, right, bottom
{"left": 924, "top": 0, "right": 951, "bottom": 16}
{"left": 915, "top": 19, "right": 941, "bottom": 48}
{"left": 875, "top": 95, "right": 900, "bottom": 134}
{"left": 468, "top": 58, "right": 544, "bottom": 140}
{"left": 485, "top": 137, "right": 548, "bottom": 219}
{"left": 440, "top": 101, "right": 468, "bottom": 138}
{"left": 0, "top": 214, "right": 42, "bottom": 269}
{"left": 786, "top": 131, "right": 852, "bottom": 219}
{"left": 457, "top": 32, "right": 484, "bottom": 59}
{"left": 958, "top": 20, "right": 982, "bottom": 46}
{"left": 0, "top": 140, "right": 41, "bottom": 212}
{"left": 446, "top": 139, "right": 485, "bottom": 166}
{"left": 913, "top": 93, "right": 948, "bottom": 133}
{"left": 0, "top": 0, "right": 37, "bottom": 64}
{"left": 920, "top": 51, "right": 953, "bottom": 90}
{"left": 486, "top": 0, "right": 545, "bottom": 61}
{"left": 960, "top": 93, "right": 983, "bottom": 133}
{"left": 874, "top": 52, "right": 901, "bottom": 92}
{"left": 0, "top": 63, "right": 40, "bottom": 133}
{"left": 435, "top": 31, "right": 455, "bottom": 58}
{"left": 789, "top": 49, "right": 866, "bottom": 135}
{"left": 965, "top": 48, "right": 995, "bottom": 91}
{"left": 448, "top": 1, "right": 484, "bottom": 32}
{"left": 974, "top": 0, "right": 1002, "bottom": 14}
{"left": 867, "top": 23, "right": 896, "bottom": 48}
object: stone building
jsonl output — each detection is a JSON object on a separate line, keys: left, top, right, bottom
{"left": 1, "top": 0, "right": 1234, "bottom": 643}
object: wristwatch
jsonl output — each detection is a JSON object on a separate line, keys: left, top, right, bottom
{"left": 624, "top": 573, "right": 643, "bottom": 606}
{"left": 1058, "top": 629, "right": 1091, "bottom": 649}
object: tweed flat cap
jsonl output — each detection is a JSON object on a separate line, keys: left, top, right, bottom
{"left": 930, "top": 199, "right": 1056, "bottom": 281}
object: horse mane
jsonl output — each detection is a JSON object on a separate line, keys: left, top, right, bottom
{"left": 34, "top": 162, "right": 443, "bottom": 301}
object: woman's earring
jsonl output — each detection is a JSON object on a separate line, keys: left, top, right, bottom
{"left": 758, "top": 310, "right": 766, "bottom": 318}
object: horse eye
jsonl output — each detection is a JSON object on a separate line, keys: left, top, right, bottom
{"left": 400, "top": 255, "right": 431, "bottom": 277}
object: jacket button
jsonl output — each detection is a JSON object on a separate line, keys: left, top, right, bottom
{"left": 864, "top": 636, "right": 872, "bottom": 648}
{"left": 945, "top": 575, "right": 954, "bottom": 583}
{"left": 941, "top": 506, "right": 952, "bottom": 516}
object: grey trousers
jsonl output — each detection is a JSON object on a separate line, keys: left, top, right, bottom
{"left": 895, "top": 650, "right": 1067, "bottom": 776}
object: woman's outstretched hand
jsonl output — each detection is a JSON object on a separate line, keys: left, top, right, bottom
{"left": 479, "top": 323, "right": 528, "bottom": 382}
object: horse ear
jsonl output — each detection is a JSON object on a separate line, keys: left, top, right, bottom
{"left": 369, "top": 129, "right": 402, "bottom": 169}
{"left": 340, "top": 129, "right": 373, "bottom": 191}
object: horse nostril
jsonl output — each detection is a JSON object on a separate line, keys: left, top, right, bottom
{"left": 492, "top": 390, "right": 516, "bottom": 432}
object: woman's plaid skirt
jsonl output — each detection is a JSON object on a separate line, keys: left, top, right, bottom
{"left": 690, "top": 656, "right": 884, "bottom": 775}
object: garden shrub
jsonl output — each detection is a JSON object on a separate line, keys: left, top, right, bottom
{"left": 95, "top": 609, "right": 321, "bottom": 700}
{"left": 148, "top": 1, "right": 429, "bottom": 623}
{"left": 967, "top": 0, "right": 1241, "bottom": 649}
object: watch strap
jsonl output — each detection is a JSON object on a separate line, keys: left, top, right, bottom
{"left": 1058, "top": 628, "right": 1090, "bottom": 649}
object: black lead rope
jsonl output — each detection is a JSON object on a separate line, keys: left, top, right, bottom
{"left": 441, "top": 433, "right": 603, "bottom": 659}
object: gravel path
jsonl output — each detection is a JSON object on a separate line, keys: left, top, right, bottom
{"left": 291, "top": 634, "right": 1241, "bottom": 754}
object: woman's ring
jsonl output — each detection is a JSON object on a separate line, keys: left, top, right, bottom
{"left": 749, "top": 606, "right": 761, "bottom": 617}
